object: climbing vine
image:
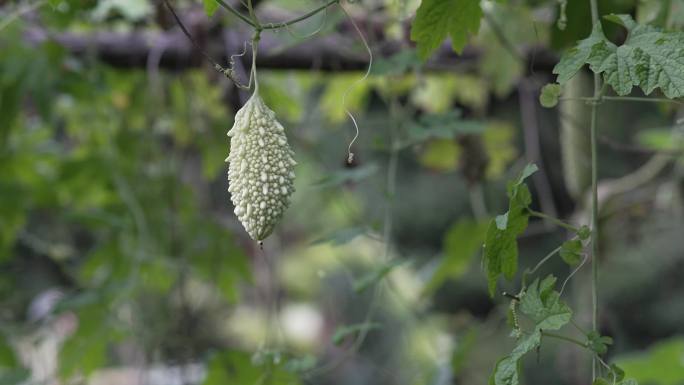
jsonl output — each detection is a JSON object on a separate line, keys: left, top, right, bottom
{"left": 486, "top": 2, "right": 684, "bottom": 384}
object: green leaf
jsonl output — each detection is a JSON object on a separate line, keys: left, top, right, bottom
{"left": 423, "top": 219, "right": 489, "bottom": 295}
{"left": 483, "top": 164, "right": 537, "bottom": 296}
{"left": 490, "top": 330, "right": 542, "bottom": 385}
{"left": 615, "top": 337, "right": 684, "bottom": 385}
{"left": 491, "top": 275, "right": 572, "bottom": 385}
{"left": 204, "top": 351, "right": 257, "bottom": 385}
{"left": 353, "top": 259, "right": 406, "bottom": 293}
{"left": 203, "top": 0, "right": 219, "bottom": 17}
{"left": 540, "top": 84, "right": 562, "bottom": 108}
{"left": 332, "top": 323, "right": 382, "bottom": 345}
{"left": 553, "top": 23, "right": 607, "bottom": 85}
{"left": 587, "top": 331, "right": 613, "bottom": 355}
{"left": 559, "top": 239, "right": 583, "bottom": 266}
{"left": 555, "top": 14, "right": 684, "bottom": 98}
{"left": 577, "top": 225, "right": 591, "bottom": 241}
{"left": 519, "top": 275, "right": 572, "bottom": 331}
{"left": 410, "top": 0, "right": 483, "bottom": 59}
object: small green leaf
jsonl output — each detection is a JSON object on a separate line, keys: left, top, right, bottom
{"left": 484, "top": 164, "right": 537, "bottom": 296}
{"left": 540, "top": 84, "right": 561, "bottom": 108}
{"left": 490, "top": 330, "right": 542, "bottom": 385}
{"left": 587, "top": 331, "right": 613, "bottom": 355}
{"left": 203, "top": 0, "right": 219, "bottom": 17}
{"left": 519, "top": 275, "right": 572, "bottom": 330}
{"left": 410, "top": 0, "right": 483, "bottom": 59}
{"left": 553, "top": 23, "right": 607, "bottom": 85}
{"left": 577, "top": 225, "right": 591, "bottom": 241}
{"left": 559, "top": 239, "right": 583, "bottom": 266}
{"left": 332, "top": 323, "right": 382, "bottom": 345}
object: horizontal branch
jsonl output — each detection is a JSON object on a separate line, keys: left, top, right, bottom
{"left": 24, "top": 22, "right": 557, "bottom": 72}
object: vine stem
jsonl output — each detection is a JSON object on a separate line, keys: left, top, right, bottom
{"left": 528, "top": 209, "right": 580, "bottom": 232}
{"left": 214, "top": 0, "right": 339, "bottom": 30}
{"left": 262, "top": 0, "right": 340, "bottom": 30}
{"left": 560, "top": 96, "right": 683, "bottom": 105}
{"left": 541, "top": 331, "right": 588, "bottom": 349}
{"left": 588, "top": 0, "right": 601, "bottom": 380}
{"left": 527, "top": 245, "right": 562, "bottom": 276}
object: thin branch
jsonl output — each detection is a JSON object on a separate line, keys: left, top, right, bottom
{"left": 163, "top": 0, "right": 250, "bottom": 88}
{"left": 162, "top": 0, "right": 221, "bottom": 68}
{"left": 560, "top": 95, "right": 684, "bottom": 105}
{"left": 528, "top": 209, "right": 580, "bottom": 233}
{"left": 528, "top": 245, "right": 562, "bottom": 276}
{"left": 213, "top": 0, "right": 257, "bottom": 27}
{"left": 261, "top": 0, "right": 339, "bottom": 30}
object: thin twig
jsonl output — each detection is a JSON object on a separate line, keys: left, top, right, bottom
{"left": 528, "top": 245, "right": 562, "bottom": 276}
{"left": 542, "top": 331, "right": 588, "bottom": 349}
{"left": 163, "top": 0, "right": 250, "bottom": 88}
{"left": 163, "top": 0, "right": 221, "bottom": 68}
{"left": 262, "top": 0, "right": 339, "bottom": 30}
{"left": 214, "top": 0, "right": 258, "bottom": 27}
{"left": 528, "top": 209, "right": 580, "bottom": 232}
{"left": 560, "top": 96, "right": 684, "bottom": 105}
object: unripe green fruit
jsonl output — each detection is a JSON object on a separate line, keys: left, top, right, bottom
{"left": 226, "top": 92, "right": 296, "bottom": 241}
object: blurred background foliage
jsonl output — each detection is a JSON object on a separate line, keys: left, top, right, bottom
{"left": 1, "top": 0, "right": 684, "bottom": 384}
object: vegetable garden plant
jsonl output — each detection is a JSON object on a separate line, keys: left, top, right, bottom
{"left": 1, "top": 0, "right": 683, "bottom": 383}
{"left": 193, "top": 0, "right": 684, "bottom": 382}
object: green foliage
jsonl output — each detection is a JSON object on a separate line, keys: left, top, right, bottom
{"left": 559, "top": 239, "right": 583, "bottom": 266}
{"left": 424, "top": 219, "right": 489, "bottom": 295}
{"left": 616, "top": 337, "right": 684, "bottom": 385}
{"left": 540, "top": 84, "right": 561, "bottom": 108}
{"left": 491, "top": 275, "right": 572, "bottom": 385}
{"left": 59, "top": 302, "right": 122, "bottom": 378}
{"left": 0, "top": 334, "right": 27, "bottom": 385}
{"left": 554, "top": 15, "right": 684, "bottom": 98}
{"left": 203, "top": 350, "right": 302, "bottom": 385}
{"left": 586, "top": 331, "right": 613, "bottom": 355}
{"left": 410, "top": 0, "right": 482, "bottom": 59}
{"left": 203, "top": 0, "right": 219, "bottom": 17}
{"left": 519, "top": 275, "right": 572, "bottom": 331}
{"left": 483, "top": 164, "right": 537, "bottom": 297}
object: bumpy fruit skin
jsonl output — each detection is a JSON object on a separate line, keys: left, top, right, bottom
{"left": 226, "top": 92, "right": 296, "bottom": 241}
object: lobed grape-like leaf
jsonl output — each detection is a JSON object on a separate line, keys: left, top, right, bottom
{"left": 490, "top": 275, "right": 572, "bottom": 385}
{"left": 554, "top": 14, "right": 684, "bottom": 99}
{"left": 410, "top": 0, "right": 482, "bottom": 59}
